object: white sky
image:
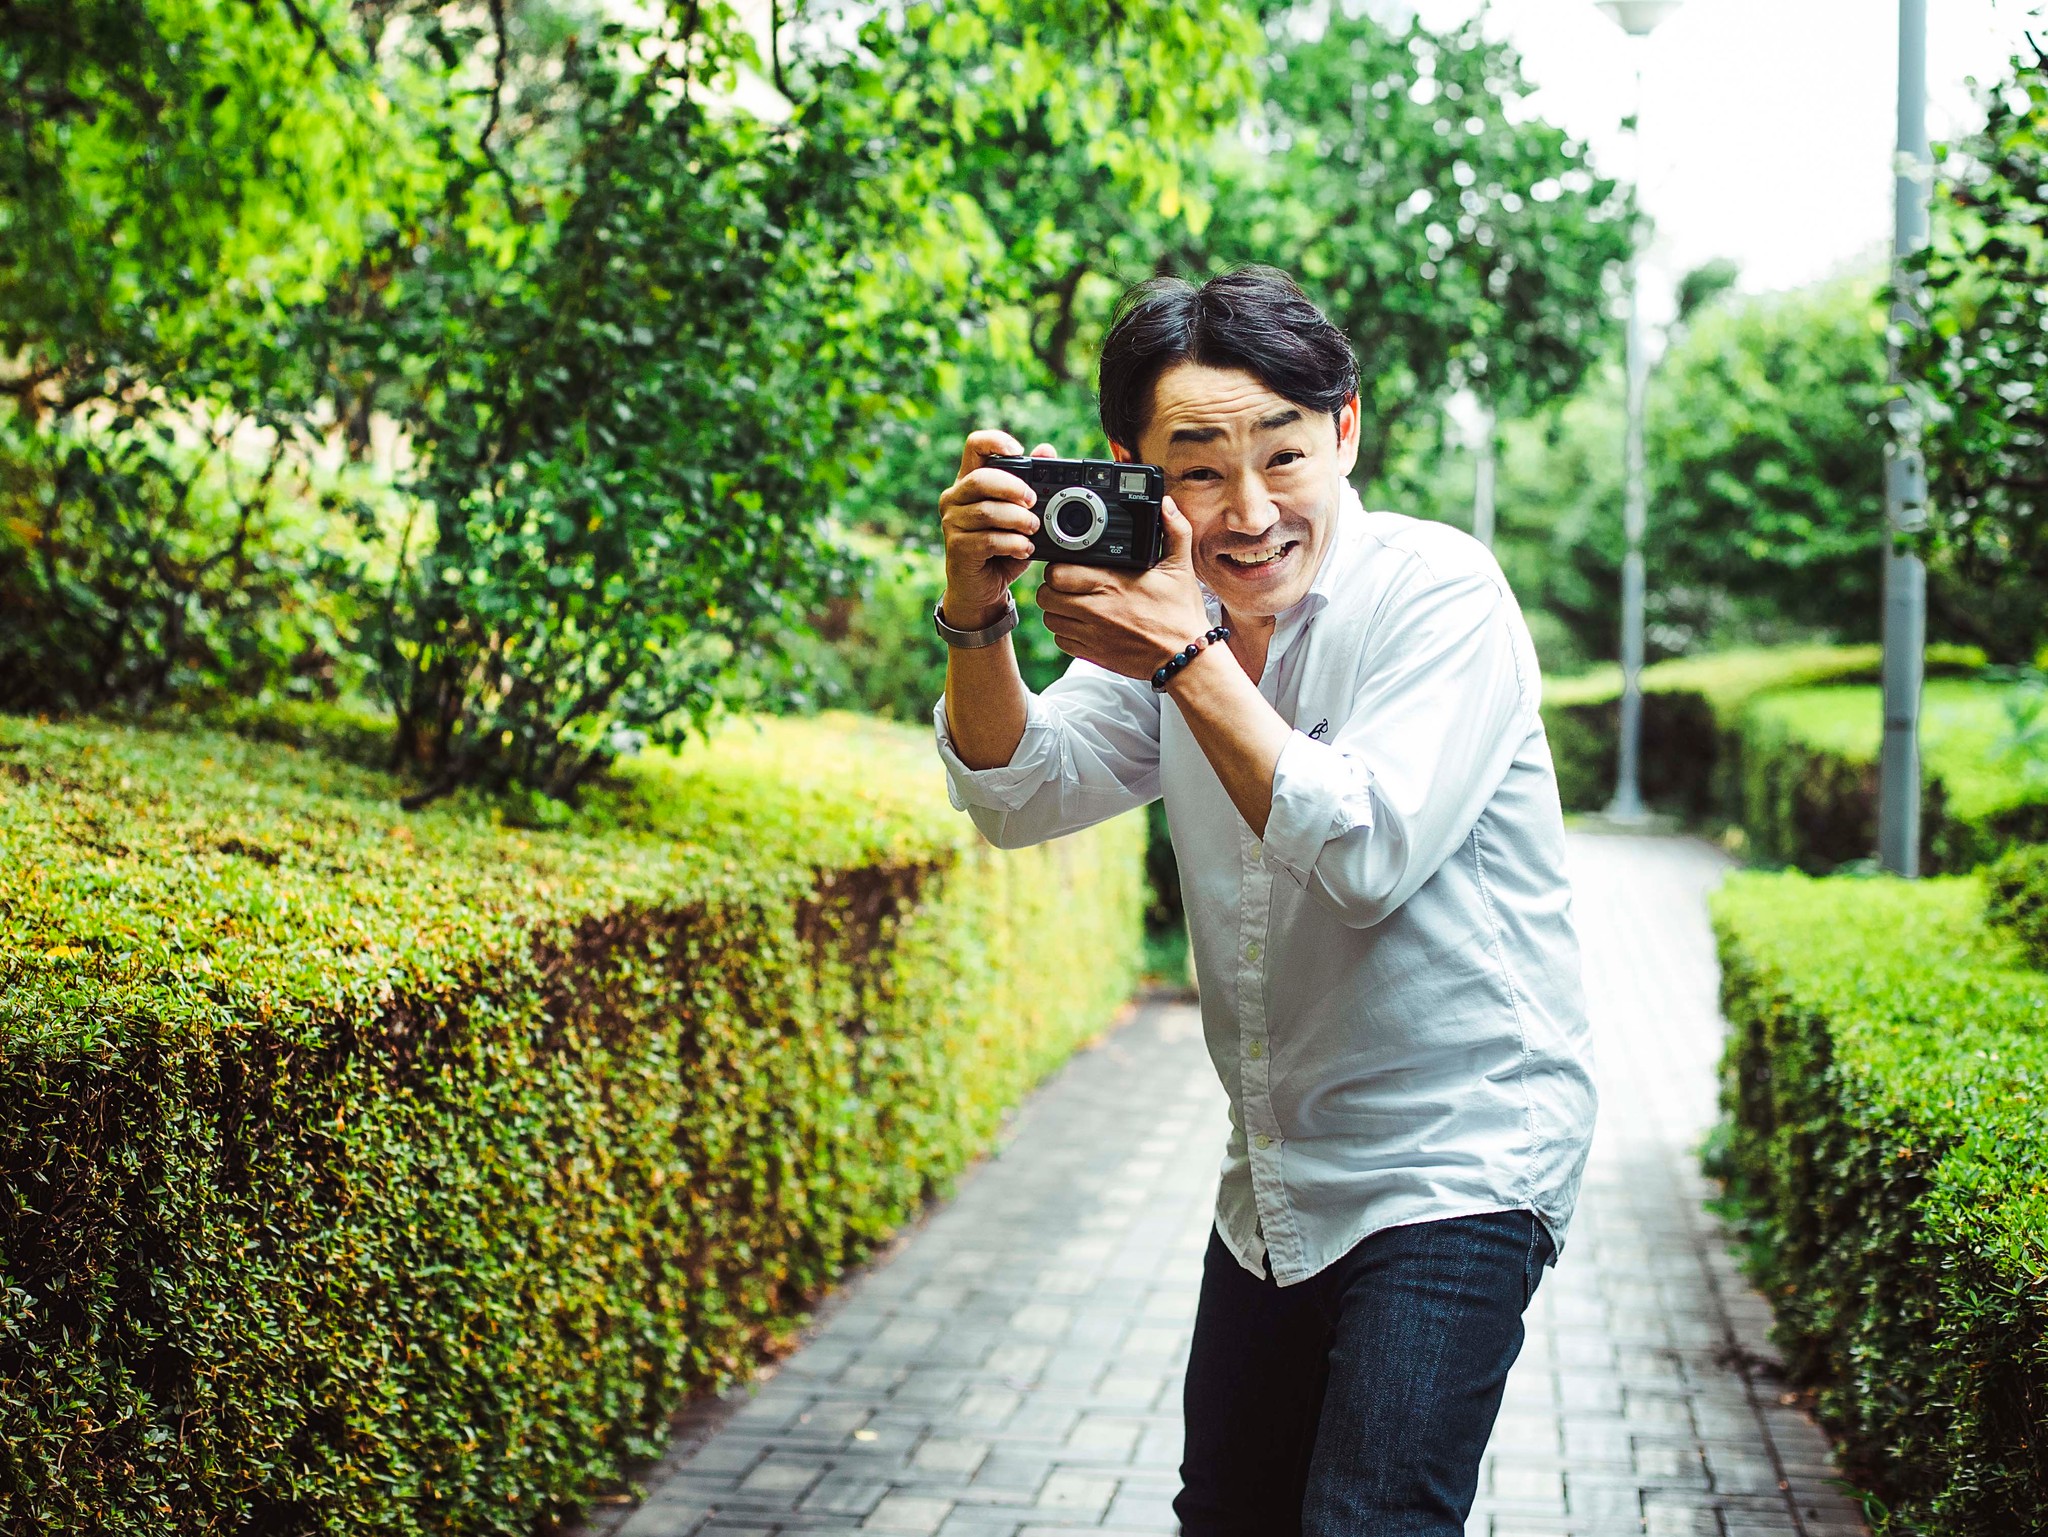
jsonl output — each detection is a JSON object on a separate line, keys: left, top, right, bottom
{"left": 1409, "top": 0, "right": 2046, "bottom": 311}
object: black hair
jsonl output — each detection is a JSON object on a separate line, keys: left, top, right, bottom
{"left": 1096, "top": 266, "right": 1360, "bottom": 453}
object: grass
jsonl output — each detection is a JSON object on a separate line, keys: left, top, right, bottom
{"left": 1744, "top": 678, "right": 2047, "bottom": 822}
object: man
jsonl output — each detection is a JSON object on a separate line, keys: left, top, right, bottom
{"left": 930, "top": 266, "right": 1595, "bottom": 1536}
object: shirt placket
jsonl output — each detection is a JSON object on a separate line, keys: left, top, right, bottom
{"left": 1236, "top": 819, "right": 1297, "bottom": 1277}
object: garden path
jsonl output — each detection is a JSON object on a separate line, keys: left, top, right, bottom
{"left": 578, "top": 832, "right": 1869, "bottom": 1537}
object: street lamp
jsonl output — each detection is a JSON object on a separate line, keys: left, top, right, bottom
{"left": 1596, "top": 0, "right": 1678, "bottom": 822}
{"left": 1444, "top": 391, "right": 1497, "bottom": 549}
{"left": 1597, "top": 0, "right": 1681, "bottom": 33}
{"left": 1878, "top": 0, "right": 1930, "bottom": 875}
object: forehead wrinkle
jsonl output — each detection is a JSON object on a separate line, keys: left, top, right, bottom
{"left": 1149, "top": 377, "right": 1298, "bottom": 450}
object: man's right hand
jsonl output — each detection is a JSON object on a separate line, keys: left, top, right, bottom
{"left": 939, "top": 430, "right": 1057, "bottom": 630}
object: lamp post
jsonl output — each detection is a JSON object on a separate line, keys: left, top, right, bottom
{"left": 1472, "top": 401, "right": 1497, "bottom": 550}
{"left": 1878, "top": 0, "right": 1929, "bottom": 875}
{"left": 1596, "top": 0, "right": 1678, "bottom": 822}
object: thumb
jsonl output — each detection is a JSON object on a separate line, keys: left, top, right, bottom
{"left": 1161, "top": 496, "right": 1195, "bottom": 568}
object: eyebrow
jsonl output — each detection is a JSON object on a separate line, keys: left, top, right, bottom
{"left": 1166, "top": 407, "right": 1303, "bottom": 446}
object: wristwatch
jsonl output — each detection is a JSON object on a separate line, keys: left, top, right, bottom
{"left": 933, "top": 592, "right": 1020, "bottom": 649}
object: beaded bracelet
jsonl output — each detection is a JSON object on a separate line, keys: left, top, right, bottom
{"left": 1151, "top": 625, "right": 1231, "bottom": 692}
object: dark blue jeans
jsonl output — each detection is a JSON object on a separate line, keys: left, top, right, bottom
{"left": 1175, "top": 1209, "right": 1553, "bottom": 1537}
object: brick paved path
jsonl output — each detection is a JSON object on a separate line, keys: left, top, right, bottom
{"left": 586, "top": 833, "right": 1868, "bottom": 1537}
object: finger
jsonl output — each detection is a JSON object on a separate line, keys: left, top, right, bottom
{"left": 1030, "top": 442, "right": 1058, "bottom": 459}
{"left": 971, "top": 533, "right": 1035, "bottom": 565}
{"left": 958, "top": 428, "right": 1027, "bottom": 482}
{"left": 944, "top": 465, "right": 1038, "bottom": 510}
{"left": 1160, "top": 495, "right": 1195, "bottom": 567}
{"left": 945, "top": 497, "right": 1040, "bottom": 536}
{"left": 1043, "top": 561, "right": 1112, "bottom": 595}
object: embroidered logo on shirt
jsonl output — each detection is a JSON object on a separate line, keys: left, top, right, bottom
{"left": 1308, "top": 718, "right": 1331, "bottom": 741}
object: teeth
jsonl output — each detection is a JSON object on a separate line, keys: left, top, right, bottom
{"left": 1224, "top": 543, "right": 1292, "bottom": 568}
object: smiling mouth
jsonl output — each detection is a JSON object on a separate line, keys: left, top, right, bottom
{"left": 1218, "top": 540, "right": 1298, "bottom": 570}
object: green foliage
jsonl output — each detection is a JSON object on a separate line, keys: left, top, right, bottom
{"left": 0, "top": 0, "right": 378, "bottom": 709}
{"left": 1537, "top": 646, "right": 2048, "bottom": 875}
{"left": 801, "top": 543, "right": 1067, "bottom": 727}
{"left": 0, "top": 711, "right": 1145, "bottom": 1532}
{"left": 845, "top": 7, "right": 1633, "bottom": 542}
{"left": 1985, "top": 842, "right": 2048, "bottom": 968}
{"left": 365, "top": 47, "right": 892, "bottom": 801}
{"left": 340, "top": 0, "right": 1276, "bottom": 801}
{"left": 1206, "top": 11, "right": 1632, "bottom": 485}
{"left": 1738, "top": 678, "right": 2048, "bottom": 872}
{"left": 1541, "top": 643, "right": 1921, "bottom": 817}
{"left": 0, "top": 421, "right": 359, "bottom": 710}
{"left": 1434, "top": 277, "right": 1893, "bottom": 669}
{"left": 1711, "top": 872, "right": 2048, "bottom": 1533}
{"left": 1645, "top": 278, "right": 1889, "bottom": 645}
{"left": 1907, "top": 50, "right": 2048, "bottom": 663}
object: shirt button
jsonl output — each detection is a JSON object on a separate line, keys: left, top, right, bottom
{"left": 1244, "top": 942, "right": 1261, "bottom": 962}
{"left": 1254, "top": 1133, "right": 1272, "bottom": 1150}
{"left": 1247, "top": 1040, "right": 1264, "bottom": 1060}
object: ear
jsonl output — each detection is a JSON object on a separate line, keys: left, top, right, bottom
{"left": 1109, "top": 440, "right": 1136, "bottom": 464}
{"left": 1334, "top": 395, "right": 1362, "bottom": 478}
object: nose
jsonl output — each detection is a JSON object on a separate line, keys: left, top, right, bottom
{"left": 1222, "top": 473, "right": 1280, "bottom": 538}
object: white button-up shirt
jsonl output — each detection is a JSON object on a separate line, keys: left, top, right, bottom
{"left": 934, "top": 491, "right": 1596, "bottom": 1286}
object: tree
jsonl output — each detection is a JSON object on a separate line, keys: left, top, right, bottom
{"left": 1199, "top": 8, "right": 1634, "bottom": 486}
{"left": 1645, "top": 276, "right": 1889, "bottom": 647}
{"left": 1418, "top": 274, "right": 1893, "bottom": 671}
{"left": 1907, "top": 46, "right": 2048, "bottom": 663}
{"left": 341, "top": 0, "right": 1267, "bottom": 801}
{"left": 838, "top": 6, "right": 1637, "bottom": 547}
{"left": 0, "top": 0, "right": 376, "bottom": 709}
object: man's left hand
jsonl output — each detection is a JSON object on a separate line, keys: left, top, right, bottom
{"left": 1036, "top": 498, "right": 1210, "bottom": 680}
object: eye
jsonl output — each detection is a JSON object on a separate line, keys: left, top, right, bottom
{"left": 1269, "top": 450, "right": 1304, "bottom": 469}
{"left": 1177, "top": 467, "right": 1222, "bottom": 483}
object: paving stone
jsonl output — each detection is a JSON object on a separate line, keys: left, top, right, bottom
{"left": 861, "top": 1494, "right": 956, "bottom": 1534}
{"left": 914, "top": 1437, "right": 992, "bottom": 1479}
{"left": 577, "top": 836, "right": 1867, "bottom": 1537}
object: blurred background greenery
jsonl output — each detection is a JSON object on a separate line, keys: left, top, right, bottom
{"left": 7, "top": 0, "right": 2048, "bottom": 956}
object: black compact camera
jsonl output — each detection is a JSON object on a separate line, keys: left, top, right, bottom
{"left": 985, "top": 455, "right": 1167, "bottom": 570}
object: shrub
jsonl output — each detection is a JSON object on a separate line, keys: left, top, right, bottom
{"left": 0, "top": 421, "right": 358, "bottom": 715}
{"left": 1986, "top": 842, "right": 2048, "bottom": 967}
{"left": 1712, "top": 871, "right": 2048, "bottom": 1533}
{"left": 1908, "top": 53, "right": 2048, "bottom": 663}
{"left": 0, "top": 712, "right": 1145, "bottom": 1534}
{"left": 1737, "top": 678, "right": 2048, "bottom": 873}
{"left": 1541, "top": 643, "right": 1913, "bottom": 815}
{"left": 804, "top": 544, "right": 1069, "bottom": 727}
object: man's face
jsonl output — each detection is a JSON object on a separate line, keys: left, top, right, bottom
{"left": 1117, "top": 363, "right": 1360, "bottom": 621}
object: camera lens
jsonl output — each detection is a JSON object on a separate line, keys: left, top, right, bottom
{"left": 1042, "top": 487, "right": 1109, "bottom": 551}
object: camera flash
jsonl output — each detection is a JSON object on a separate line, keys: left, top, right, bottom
{"left": 1120, "top": 471, "right": 1148, "bottom": 496}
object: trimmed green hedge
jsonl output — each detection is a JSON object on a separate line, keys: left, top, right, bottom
{"left": 1738, "top": 679, "right": 2048, "bottom": 873}
{"left": 1542, "top": 644, "right": 1916, "bottom": 818}
{"left": 1987, "top": 843, "right": 2048, "bottom": 968}
{"left": 0, "top": 712, "right": 1145, "bottom": 1534}
{"left": 1541, "top": 644, "right": 2048, "bottom": 874}
{"left": 1713, "top": 872, "right": 2048, "bottom": 1532}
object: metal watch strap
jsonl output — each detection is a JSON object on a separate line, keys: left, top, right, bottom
{"left": 933, "top": 592, "right": 1020, "bottom": 649}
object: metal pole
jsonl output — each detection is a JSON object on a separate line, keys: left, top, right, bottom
{"left": 1472, "top": 402, "right": 1497, "bottom": 550}
{"left": 1607, "top": 62, "right": 1650, "bottom": 823}
{"left": 1609, "top": 253, "right": 1650, "bottom": 821}
{"left": 1879, "top": 0, "right": 1929, "bottom": 875}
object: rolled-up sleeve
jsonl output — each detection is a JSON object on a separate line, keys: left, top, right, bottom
{"left": 1262, "top": 570, "right": 1532, "bottom": 927}
{"left": 934, "top": 659, "right": 1162, "bottom": 848}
